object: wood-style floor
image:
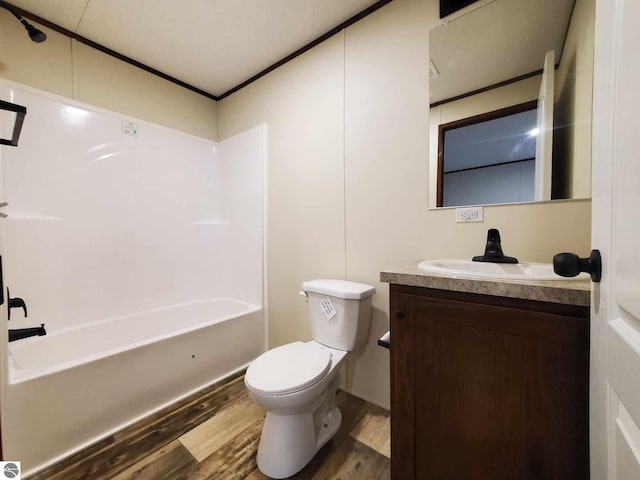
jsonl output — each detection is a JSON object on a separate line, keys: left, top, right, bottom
{"left": 28, "top": 372, "right": 390, "bottom": 480}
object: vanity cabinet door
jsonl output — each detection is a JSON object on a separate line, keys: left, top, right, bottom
{"left": 390, "top": 285, "right": 589, "bottom": 480}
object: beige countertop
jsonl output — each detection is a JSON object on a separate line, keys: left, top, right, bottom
{"left": 380, "top": 264, "right": 591, "bottom": 307}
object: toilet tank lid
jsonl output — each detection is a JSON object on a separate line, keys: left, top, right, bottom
{"left": 302, "top": 279, "right": 375, "bottom": 299}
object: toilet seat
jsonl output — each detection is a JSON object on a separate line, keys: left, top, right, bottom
{"left": 246, "top": 341, "right": 332, "bottom": 395}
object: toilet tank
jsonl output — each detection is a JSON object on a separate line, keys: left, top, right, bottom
{"left": 302, "top": 279, "right": 375, "bottom": 351}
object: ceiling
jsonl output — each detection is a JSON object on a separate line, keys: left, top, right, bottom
{"left": 5, "top": 0, "right": 578, "bottom": 103}
{"left": 4, "top": 0, "right": 384, "bottom": 99}
{"left": 430, "top": 0, "right": 576, "bottom": 104}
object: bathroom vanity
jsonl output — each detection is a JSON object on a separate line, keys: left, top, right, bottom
{"left": 381, "top": 266, "right": 590, "bottom": 480}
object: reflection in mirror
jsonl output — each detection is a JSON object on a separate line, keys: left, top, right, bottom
{"left": 440, "top": 0, "right": 480, "bottom": 18}
{"left": 429, "top": 0, "right": 595, "bottom": 208}
{"left": 438, "top": 101, "right": 537, "bottom": 207}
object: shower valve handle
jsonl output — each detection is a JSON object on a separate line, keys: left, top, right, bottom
{"left": 7, "top": 288, "right": 27, "bottom": 320}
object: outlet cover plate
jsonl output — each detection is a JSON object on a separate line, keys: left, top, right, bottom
{"left": 456, "top": 206, "right": 484, "bottom": 223}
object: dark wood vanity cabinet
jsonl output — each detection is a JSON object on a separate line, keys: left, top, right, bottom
{"left": 390, "top": 284, "right": 589, "bottom": 480}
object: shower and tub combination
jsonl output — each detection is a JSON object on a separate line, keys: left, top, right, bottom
{"left": 0, "top": 82, "right": 267, "bottom": 476}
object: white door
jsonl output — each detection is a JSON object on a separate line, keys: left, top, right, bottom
{"left": 534, "top": 49, "right": 554, "bottom": 201}
{"left": 591, "top": 0, "right": 640, "bottom": 478}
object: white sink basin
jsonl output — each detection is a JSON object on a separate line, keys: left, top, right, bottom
{"left": 417, "top": 259, "right": 589, "bottom": 281}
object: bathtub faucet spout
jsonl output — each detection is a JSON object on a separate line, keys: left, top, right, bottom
{"left": 8, "top": 323, "right": 46, "bottom": 342}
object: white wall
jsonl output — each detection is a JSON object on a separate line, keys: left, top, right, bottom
{"left": 342, "top": 0, "right": 430, "bottom": 405}
{"left": 0, "top": 10, "right": 218, "bottom": 140}
{"left": 218, "top": 32, "right": 346, "bottom": 355}
{"left": 219, "top": 0, "right": 591, "bottom": 409}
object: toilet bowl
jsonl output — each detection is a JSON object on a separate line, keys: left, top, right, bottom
{"left": 245, "top": 341, "right": 347, "bottom": 478}
{"left": 244, "top": 279, "right": 375, "bottom": 479}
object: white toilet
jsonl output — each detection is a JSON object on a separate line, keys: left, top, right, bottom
{"left": 245, "top": 279, "right": 375, "bottom": 479}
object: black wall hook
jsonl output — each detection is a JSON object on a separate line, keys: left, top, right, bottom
{"left": 553, "top": 249, "right": 602, "bottom": 283}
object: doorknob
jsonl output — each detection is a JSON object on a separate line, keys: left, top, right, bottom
{"left": 553, "top": 249, "right": 602, "bottom": 283}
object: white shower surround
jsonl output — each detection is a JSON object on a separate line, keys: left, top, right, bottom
{"left": 0, "top": 82, "right": 267, "bottom": 476}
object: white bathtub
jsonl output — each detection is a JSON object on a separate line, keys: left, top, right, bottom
{"left": 3, "top": 298, "right": 265, "bottom": 476}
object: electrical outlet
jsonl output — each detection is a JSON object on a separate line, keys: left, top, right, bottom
{"left": 455, "top": 206, "right": 484, "bottom": 223}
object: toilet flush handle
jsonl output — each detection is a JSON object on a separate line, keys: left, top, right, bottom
{"left": 299, "top": 290, "right": 308, "bottom": 299}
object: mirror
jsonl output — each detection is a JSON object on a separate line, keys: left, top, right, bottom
{"left": 429, "top": 0, "right": 594, "bottom": 208}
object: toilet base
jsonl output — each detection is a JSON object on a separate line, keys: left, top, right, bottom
{"left": 247, "top": 343, "right": 349, "bottom": 478}
{"left": 256, "top": 406, "right": 342, "bottom": 479}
